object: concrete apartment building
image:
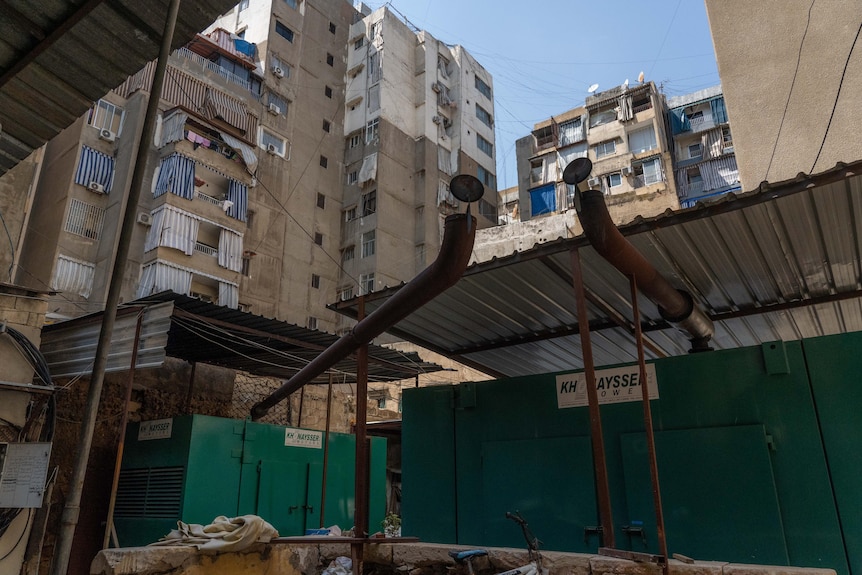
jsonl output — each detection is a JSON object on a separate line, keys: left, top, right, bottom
{"left": 12, "top": 0, "right": 496, "bottom": 339}
{"left": 666, "top": 85, "right": 741, "bottom": 208}
{"left": 515, "top": 81, "right": 678, "bottom": 227}
{"left": 704, "top": 0, "right": 862, "bottom": 188}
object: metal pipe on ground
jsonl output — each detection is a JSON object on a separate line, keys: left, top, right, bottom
{"left": 563, "top": 158, "right": 714, "bottom": 351}
{"left": 251, "top": 209, "right": 477, "bottom": 420}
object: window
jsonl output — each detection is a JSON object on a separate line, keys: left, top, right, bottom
{"left": 477, "top": 165, "right": 495, "bottom": 189}
{"left": 324, "top": 85, "right": 332, "bottom": 98}
{"left": 344, "top": 206, "right": 357, "bottom": 221}
{"left": 437, "top": 54, "right": 451, "bottom": 78}
{"left": 349, "top": 133, "right": 361, "bottom": 148}
{"left": 260, "top": 129, "right": 287, "bottom": 157}
{"left": 594, "top": 139, "right": 616, "bottom": 159}
{"left": 361, "top": 230, "right": 376, "bottom": 257}
{"left": 275, "top": 21, "right": 294, "bottom": 42}
{"left": 368, "top": 52, "right": 381, "bottom": 83}
{"left": 478, "top": 198, "right": 497, "bottom": 220}
{"left": 558, "top": 118, "right": 583, "bottom": 146}
{"left": 530, "top": 159, "right": 543, "bottom": 184}
{"left": 477, "top": 134, "right": 493, "bottom": 156}
{"left": 361, "top": 190, "right": 377, "bottom": 216}
{"left": 317, "top": 193, "right": 326, "bottom": 208}
{"left": 590, "top": 109, "right": 617, "bottom": 128}
{"left": 322, "top": 119, "right": 331, "bottom": 132}
{"left": 370, "top": 21, "right": 382, "bottom": 40}
{"left": 366, "top": 118, "right": 379, "bottom": 142}
{"left": 239, "top": 0, "right": 249, "bottom": 11}
{"left": 722, "top": 126, "right": 733, "bottom": 149}
{"left": 236, "top": 29, "right": 246, "bottom": 39}
{"left": 628, "top": 127, "right": 657, "bottom": 154}
{"left": 270, "top": 55, "right": 291, "bottom": 78}
{"left": 633, "top": 157, "right": 662, "bottom": 187}
{"left": 605, "top": 172, "right": 622, "bottom": 189}
{"left": 65, "top": 199, "right": 105, "bottom": 240}
{"left": 89, "top": 99, "right": 124, "bottom": 136}
{"left": 688, "top": 142, "right": 703, "bottom": 159}
{"left": 326, "top": 53, "right": 334, "bottom": 66}
{"left": 367, "top": 84, "right": 380, "bottom": 112}
{"left": 475, "top": 104, "right": 492, "bottom": 128}
{"left": 311, "top": 274, "right": 320, "bottom": 288}
{"left": 354, "top": 37, "right": 365, "bottom": 50}
{"left": 319, "top": 155, "right": 328, "bottom": 168}
{"left": 475, "top": 75, "right": 492, "bottom": 99}
{"left": 308, "top": 316, "right": 318, "bottom": 330}
{"left": 329, "top": 22, "right": 336, "bottom": 34}
{"left": 348, "top": 170, "right": 358, "bottom": 185}
{"left": 267, "top": 91, "right": 288, "bottom": 116}
{"left": 314, "top": 232, "right": 323, "bottom": 245}
{"left": 284, "top": 0, "right": 297, "bottom": 8}
{"left": 342, "top": 245, "right": 355, "bottom": 262}
{"left": 338, "top": 286, "right": 354, "bottom": 301}
{"left": 241, "top": 255, "right": 251, "bottom": 276}
{"left": 359, "top": 273, "right": 375, "bottom": 295}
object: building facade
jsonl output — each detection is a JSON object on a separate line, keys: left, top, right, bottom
{"left": 515, "top": 81, "right": 679, "bottom": 227}
{"left": 667, "top": 85, "right": 740, "bottom": 208}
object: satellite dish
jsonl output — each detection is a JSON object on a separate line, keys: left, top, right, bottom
{"left": 563, "top": 158, "right": 593, "bottom": 185}
{"left": 638, "top": 70, "right": 645, "bottom": 83}
{"left": 450, "top": 174, "right": 484, "bottom": 203}
{"left": 623, "top": 78, "right": 629, "bottom": 89}
{"left": 587, "top": 83, "right": 599, "bottom": 93}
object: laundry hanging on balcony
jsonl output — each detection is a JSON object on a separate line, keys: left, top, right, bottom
{"left": 219, "top": 131, "right": 258, "bottom": 172}
{"left": 617, "top": 94, "right": 633, "bottom": 122}
{"left": 154, "top": 153, "right": 196, "bottom": 199}
{"left": 358, "top": 152, "right": 378, "bottom": 186}
{"left": 74, "top": 146, "right": 115, "bottom": 193}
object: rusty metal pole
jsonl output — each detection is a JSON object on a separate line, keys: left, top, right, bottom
{"left": 629, "top": 276, "right": 669, "bottom": 572}
{"left": 102, "top": 310, "right": 144, "bottom": 549}
{"left": 298, "top": 386, "right": 305, "bottom": 427}
{"left": 352, "top": 297, "right": 369, "bottom": 575}
{"left": 571, "top": 247, "right": 615, "bottom": 549}
{"left": 320, "top": 372, "right": 334, "bottom": 528}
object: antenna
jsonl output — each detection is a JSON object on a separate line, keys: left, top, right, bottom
{"left": 587, "top": 83, "right": 599, "bottom": 94}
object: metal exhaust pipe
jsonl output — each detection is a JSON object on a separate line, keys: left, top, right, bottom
{"left": 251, "top": 177, "right": 481, "bottom": 420}
{"left": 563, "top": 158, "right": 714, "bottom": 351}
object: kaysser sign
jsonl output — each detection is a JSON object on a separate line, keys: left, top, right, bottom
{"left": 556, "top": 364, "right": 658, "bottom": 409}
{"left": 284, "top": 427, "right": 323, "bottom": 449}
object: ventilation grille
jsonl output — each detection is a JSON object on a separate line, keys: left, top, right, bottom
{"left": 114, "top": 466, "right": 184, "bottom": 517}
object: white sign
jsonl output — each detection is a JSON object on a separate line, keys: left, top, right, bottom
{"left": 0, "top": 442, "right": 52, "bottom": 508}
{"left": 138, "top": 418, "right": 173, "bottom": 441}
{"left": 284, "top": 428, "right": 323, "bottom": 449}
{"left": 556, "top": 364, "right": 659, "bottom": 409}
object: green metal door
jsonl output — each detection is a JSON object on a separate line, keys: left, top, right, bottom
{"left": 481, "top": 436, "right": 597, "bottom": 552}
{"left": 256, "top": 460, "right": 322, "bottom": 536}
{"left": 620, "top": 425, "right": 788, "bottom": 564}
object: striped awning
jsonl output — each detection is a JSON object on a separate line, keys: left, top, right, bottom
{"left": 204, "top": 89, "right": 248, "bottom": 132}
{"left": 74, "top": 146, "right": 115, "bottom": 193}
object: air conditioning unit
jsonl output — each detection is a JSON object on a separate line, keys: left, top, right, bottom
{"left": 621, "top": 166, "right": 632, "bottom": 176}
{"left": 273, "top": 67, "right": 284, "bottom": 78}
{"left": 432, "top": 115, "right": 442, "bottom": 125}
{"left": 136, "top": 212, "right": 152, "bottom": 226}
{"left": 99, "top": 129, "right": 116, "bottom": 142}
{"left": 587, "top": 177, "right": 601, "bottom": 189}
{"left": 431, "top": 82, "right": 441, "bottom": 93}
{"left": 268, "top": 103, "right": 281, "bottom": 115}
{"left": 87, "top": 181, "right": 105, "bottom": 194}
{"left": 448, "top": 100, "right": 458, "bottom": 108}
{"left": 267, "top": 143, "right": 278, "bottom": 154}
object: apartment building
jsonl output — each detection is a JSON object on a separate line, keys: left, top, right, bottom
{"left": 515, "top": 81, "right": 679, "bottom": 227}
{"left": 335, "top": 5, "right": 498, "bottom": 322}
{"left": 667, "top": 86, "right": 740, "bottom": 208}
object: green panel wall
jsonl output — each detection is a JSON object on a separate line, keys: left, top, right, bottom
{"left": 403, "top": 338, "right": 851, "bottom": 574}
{"left": 803, "top": 333, "right": 862, "bottom": 575}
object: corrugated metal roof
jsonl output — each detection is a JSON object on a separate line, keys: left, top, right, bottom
{"left": 0, "top": 0, "right": 238, "bottom": 176}
{"left": 41, "top": 292, "right": 444, "bottom": 383}
{"left": 331, "top": 161, "right": 862, "bottom": 379}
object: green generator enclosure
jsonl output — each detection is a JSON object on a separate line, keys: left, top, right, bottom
{"left": 403, "top": 332, "right": 862, "bottom": 575}
{"left": 115, "top": 415, "right": 386, "bottom": 547}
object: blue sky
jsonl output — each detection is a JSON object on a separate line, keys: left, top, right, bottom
{"left": 360, "top": 0, "right": 720, "bottom": 190}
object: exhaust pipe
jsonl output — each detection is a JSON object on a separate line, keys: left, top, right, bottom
{"left": 251, "top": 177, "right": 481, "bottom": 420}
{"left": 563, "top": 158, "right": 714, "bottom": 351}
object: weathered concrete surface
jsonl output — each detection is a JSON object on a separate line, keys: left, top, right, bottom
{"left": 91, "top": 542, "right": 838, "bottom": 575}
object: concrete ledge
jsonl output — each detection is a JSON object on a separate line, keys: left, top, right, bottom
{"left": 90, "top": 542, "right": 838, "bottom": 575}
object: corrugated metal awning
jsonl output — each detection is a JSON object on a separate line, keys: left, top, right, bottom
{"left": 0, "top": 0, "right": 238, "bottom": 176}
{"left": 330, "top": 161, "right": 862, "bottom": 379}
{"left": 40, "top": 292, "right": 444, "bottom": 383}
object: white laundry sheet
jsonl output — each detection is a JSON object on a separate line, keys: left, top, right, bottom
{"left": 150, "top": 515, "right": 279, "bottom": 552}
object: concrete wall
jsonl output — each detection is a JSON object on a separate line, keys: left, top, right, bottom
{"left": 705, "top": 0, "right": 862, "bottom": 187}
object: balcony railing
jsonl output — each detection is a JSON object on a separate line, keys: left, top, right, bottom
{"left": 633, "top": 173, "right": 664, "bottom": 189}
{"left": 689, "top": 112, "right": 716, "bottom": 134}
{"left": 175, "top": 47, "right": 251, "bottom": 92}
{"left": 195, "top": 190, "right": 225, "bottom": 207}
{"left": 679, "top": 180, "right": 705, "bottom": 198}
{"left": 633, "top": 101, "right": 653, "bottom": 114}
{"left": 194, "top": 242, "right": 219, "bottom": 257}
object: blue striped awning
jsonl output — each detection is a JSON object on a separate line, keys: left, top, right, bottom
{"left": 225, "top": 180, "right": 248, "bottom": 222}
{"left": 154, "top": 153, "right": 195, "bottom": 200}
{"left": 74, "top": 146, "right": 115, "bottom": 193}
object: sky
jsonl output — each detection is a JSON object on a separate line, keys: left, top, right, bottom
{"left": 359, "top": 0, "right": 720, "bottom": 190}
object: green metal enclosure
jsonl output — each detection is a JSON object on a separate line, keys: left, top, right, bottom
{"left": 115, "top": 415, "right": 386, "bottom": 547}
{"left": 403, "top": 333, "right": 862, "bottom": 575}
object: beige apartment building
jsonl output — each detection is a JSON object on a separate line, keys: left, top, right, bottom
{"left": 704, "top": 0, "right": 862, "bottom": 187}
{"left": 514, "top": 81, "right": 679, "bottom": 229}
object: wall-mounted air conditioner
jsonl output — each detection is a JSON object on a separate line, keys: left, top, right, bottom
{"left": 621, "top": 166, "right": 632, "bottom": 176}
{"left": 431, "top": 82, "right": 441, "bottom": 93}
{"left": 99, "top": 129, "right": 116, "bottom": 142}
{"left": 267, "top": 144, "right": 278, "bottom": 154}
{"left": 87, "top": 182, "right": 105, "bottom": 194}
{"left": 432, "top": 116, "right": 442, "bottom": 125}
{"left": 587, "top": 177, "right": 601, "bottom": 189}
{"left": 136, "top": 212, "right": 152, "bottom": 226}
{"left": 268, "top": 103, "right": 281, "bottom": 115}
{"left": 273, "top": 67, "right": 285, "bottom": 78}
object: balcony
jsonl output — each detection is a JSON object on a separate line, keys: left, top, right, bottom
{"left": 679, "top": 180, "right": 705, "bottom": 198}
{"left": 689, "top": 112, "right": 716, "bottom": 134}
{"left": 633, "top": 173, "right": 664, "bottom": 189}
{"left": 194, "top": 242, "right": 219, "bottom": 257}
{"left": 633, "top": 101, "right": 653, "bottom": 114}
{"left": 175, "top": 47, "right": 253, "bottom": 93}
